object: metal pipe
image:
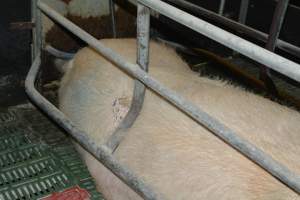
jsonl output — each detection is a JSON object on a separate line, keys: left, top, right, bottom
{"left": 25, "top": 53, "right": 161, "bottom": 200}
{"left": 260, "top": 0, "right": 290, "bottom": 94}
{"left": 266, "top": 0, "right": 290, "bottom": 52}
{"left": 106, "top": 4, "right": 151, "bottom": 152}
{"left": 238, "top": 0, "right": 249, "bottom": 24}
{"left": 109, "top": 0, "right": 117, "bottom": 38}
{"left": 139, "top": 0, "right": 300, "bottom": 82}
{"left": 218, "top": 0, "right": 226, "bottom": 15}
{"left": 31, "top": 0, "right": 42, "bottom": 60}
{"left": 163, "top": 0, "right": 300, "bottom": 58}
{"left": 45, "top": 45, "right": 75, "bottom": 60}
{"left": 37, "top": 0, "right": 300, "bottom": 193}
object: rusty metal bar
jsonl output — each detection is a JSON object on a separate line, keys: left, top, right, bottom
{"left": 163, "top": 0, "right": 300, "bottom": 58}
{"left": 106, "top": 4, "right": 151, "bottom": 152}
{"left": 37, "top": 0, "right": 300, "bottom": 194}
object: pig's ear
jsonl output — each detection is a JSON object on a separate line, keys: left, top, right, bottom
{"left": 55, "top": 59, "right": 74, "bottom": 74}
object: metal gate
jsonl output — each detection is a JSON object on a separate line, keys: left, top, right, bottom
{"left": 27, "top": 0, "right": 300, "bottom": 199}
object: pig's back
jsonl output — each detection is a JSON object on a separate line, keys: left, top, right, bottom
{"left": 59, "top": 39, "right": 300, "bottom": 200}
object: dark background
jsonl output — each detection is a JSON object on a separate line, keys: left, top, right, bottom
{"left": 0, "top": 0, "right": 31, "bottom": 107}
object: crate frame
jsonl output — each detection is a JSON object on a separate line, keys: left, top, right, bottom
{"left": 27, "top": 0, "right": 300, "bottom": 199}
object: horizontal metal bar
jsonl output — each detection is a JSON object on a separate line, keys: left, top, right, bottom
{"left": 38, "top": 0, "right": 300, "bottom": 194}
{"left": 163, "top": 0, "right": 300, "bottom": 58}
{"left": 139, "top": 0, "right": 300, "bottom": 82}
{"left": 9, "top": 21, "right": 35, "bottom": 30}
{"left": 45, "top": 45, "right": 75, "bottom": 60}
{"left": 274, "top": 0, "right": 300, "bottom": 10}
{"left": 25, "top": 53, "right": 161, "bottom": 200}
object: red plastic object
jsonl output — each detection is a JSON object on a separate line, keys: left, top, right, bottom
{"left": 42, "top": 186, "right": 90, "bottom": 200}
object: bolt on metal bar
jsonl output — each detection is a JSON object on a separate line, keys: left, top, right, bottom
{"left": 218, "top": 0, "right": 226, "bottom": 15}
{"left": 238, "top": 0, "right": 249, "bottom": 24}
{"left": 140, "top": 0, "right": 300, "bottom": 82}
{"left": 25, "top": 53, "right": 162, "bottom": 200}
{"left": 106, "top": 4, "right": 151, "bottom": 152}
{"left": 37, "top": 0, "right": 300, "bottom": 193}
{"left": 163, "top": 0, "right": 300, "bottom": 58}
{"left": 260, "top": 0, "right": 290, "bottom": 94}
{"left": 109, "top": 0, "right": 117, "bottom": 38}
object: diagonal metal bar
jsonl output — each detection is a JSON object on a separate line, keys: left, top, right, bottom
{"left": 38, "top": 0, "right": 300, "bottom": 194}
{"left": 25, "top": 54, "right": 161, "bottom": 200}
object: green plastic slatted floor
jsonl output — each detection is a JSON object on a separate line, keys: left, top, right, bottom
{"left": 0, "top": 105, "right": 104, "bottom": 200}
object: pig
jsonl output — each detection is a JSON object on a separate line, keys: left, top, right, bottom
{"left": 58, "top": 38, "right": 300, "bottom": 200}
{"left": 42, "top": 0, "right": 68, "bottom": 40}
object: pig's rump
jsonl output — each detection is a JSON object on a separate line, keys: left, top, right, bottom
{"left": 59, "top": 39, "right": 300, "bottom": 200}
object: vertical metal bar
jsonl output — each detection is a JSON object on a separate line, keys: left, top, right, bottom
{"left": 260, "top": 0, "right": 290, "bottom": 94}
{"left": 109, "top": 0, "right": 117, "bottom": 38}
{"left": 31, "top": 0, "right": 42, "bottom": 59}
{"left": 238, "top": 0, "right": 249, "bottom": 24}
{"left": 266, "top": 0, "right": 290, "bottom": 52}
{"left": 105, "top": 3, "right": 150, "bottom": 152}
{"left": 218, "top": 0, "right": 226, "bottom": 15}
{"left": 137, "top": 4, "right": 150, "bottom": 71}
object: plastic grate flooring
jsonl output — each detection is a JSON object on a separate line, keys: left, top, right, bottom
{"left": 0, "top": 105, "right": 104, "bottom": 200}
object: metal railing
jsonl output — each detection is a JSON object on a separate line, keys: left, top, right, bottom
{"left": 164, "top": 0, "right": 300, "bottom": 58}
{"left": 27, "top": 0, "right": 300, "bottom": 199}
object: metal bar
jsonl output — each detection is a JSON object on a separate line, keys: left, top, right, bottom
{"left": 266, "top": 0, "right": 290, "bottom": 52}
{"left": 260, "top": 0, "right": 290, "bottom": 94}
{"left": 37, "top": 1, "right": 300, "bottom": 193}
{"left": 274, "top": 0, "right": 300, "bottom": 9}
{"left": 10, "top": 21, "right": 35, "bottom": 30}
{"left": 25, "top": 53, "right": 161, "bottom": 200}
{"left": 238, "top": 0, "right": 249, "bottom": 24}
{"left": 109, "top": 0, "right": 117, "bottom": 38}
{"left": 139, "top": 0, "right": 300, "bottom": 82}
{"left": 218, "top": 0, "right": 226, "bottom": 15}
{"left": 106, "top": 4, "right": 151, "bottom": 152}
{"left": 45, "top": 45, "right": 75, "bottom": 60}
{"left": 163, "top": 0, "right": 300, "bottom": 58}
{"left": 31, "top": 0, "right": 42, "bottom": 60}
